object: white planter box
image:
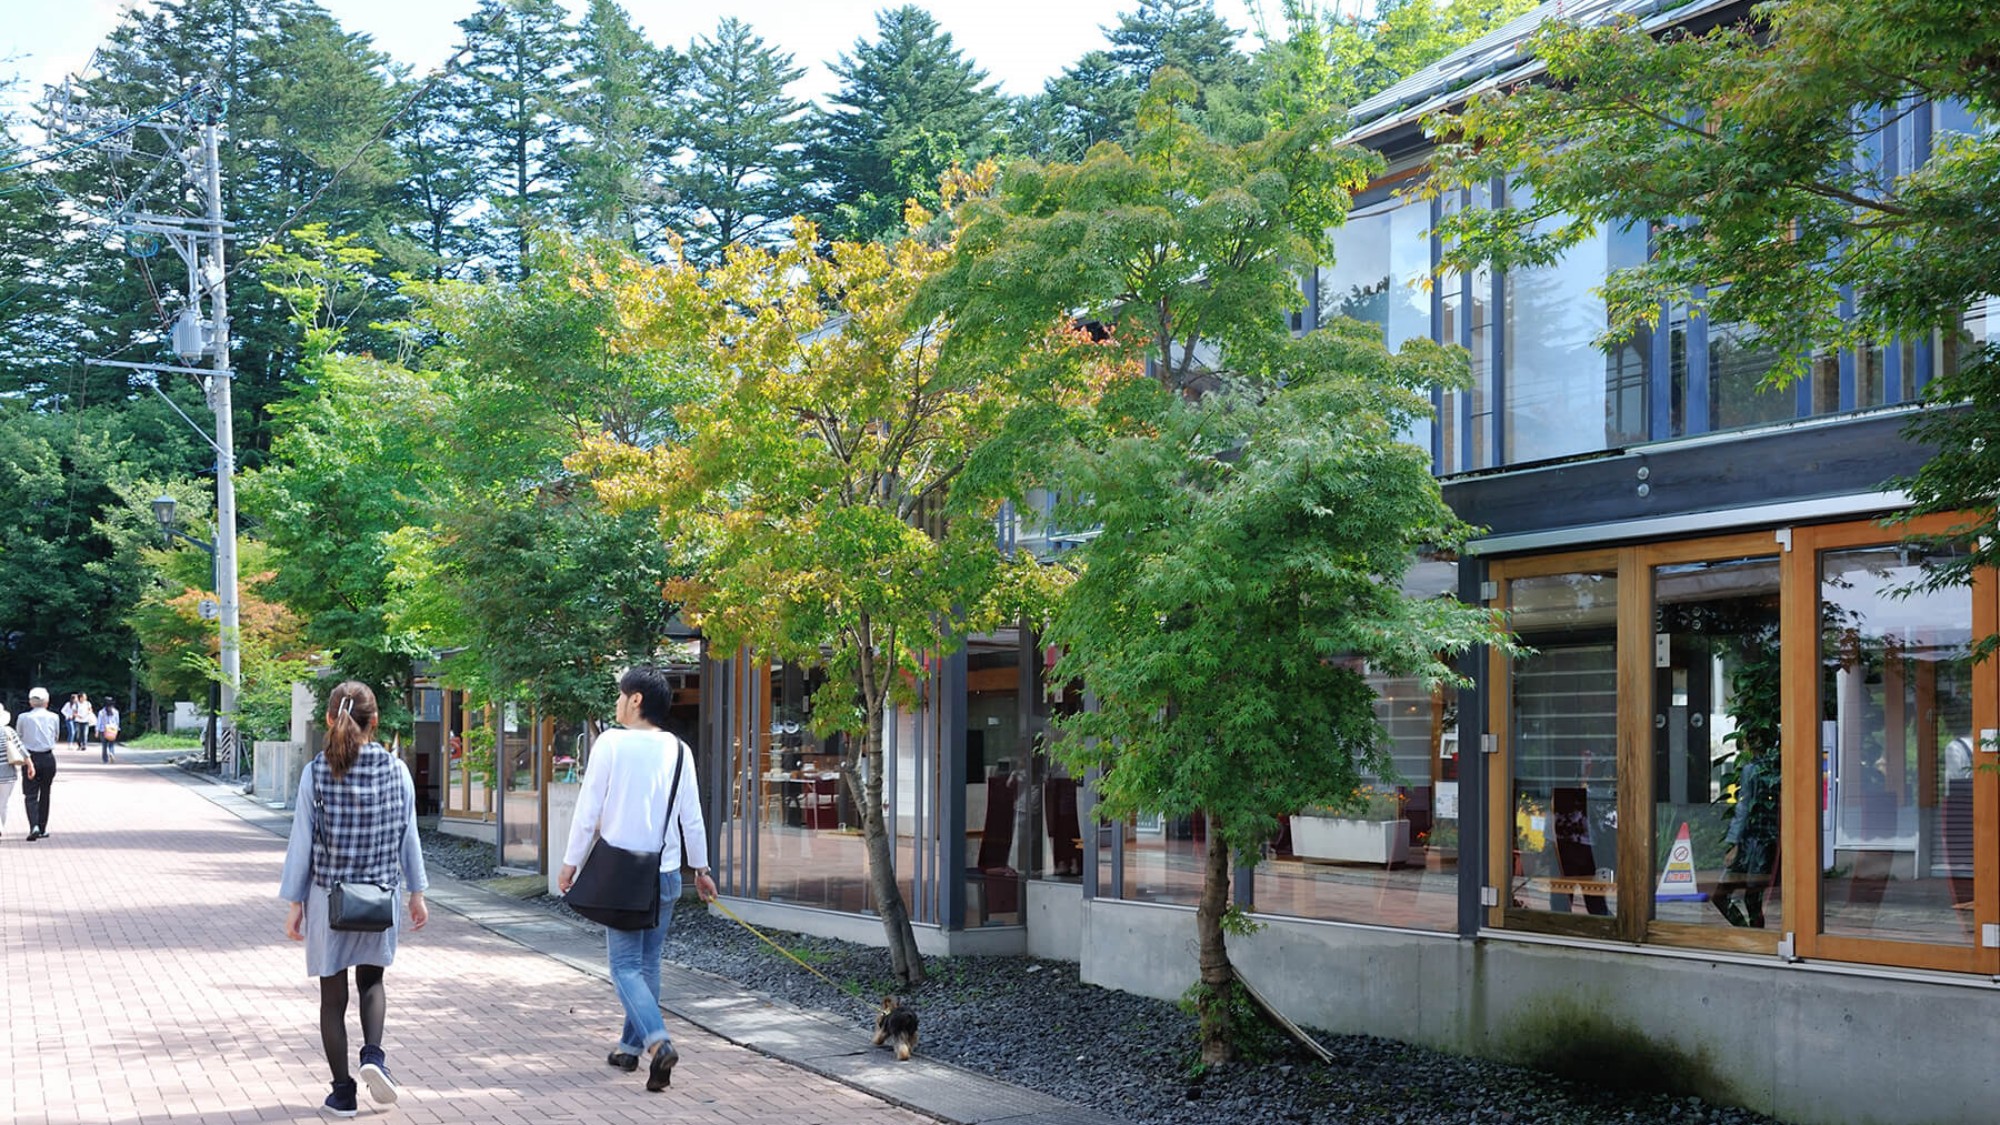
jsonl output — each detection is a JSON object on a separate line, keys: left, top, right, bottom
{"left": 1292, "top": 815, "right": 1409, "bottom": 867}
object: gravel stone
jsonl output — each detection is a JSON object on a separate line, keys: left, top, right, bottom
{"left": 418, "top": 826, "right": 500, "bottom": 881}
{"left": 417, "top": 836, "right": 1782, "bottom": 1125}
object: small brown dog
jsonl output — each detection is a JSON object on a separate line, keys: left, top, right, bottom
{"left": 872, "top": 995, "right": 919, "bottom": 1061}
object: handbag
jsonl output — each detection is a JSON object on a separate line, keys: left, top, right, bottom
{"left": 565, "top": 733, "right": 686, "bottom": 931}
{"left": 328, "top": 880, "right": 396, "bottom": 932}
{"left": 3, "top": 727, "right": 26, "bottom": 767}
{"left": 314, "top": 788, "right": 399, "bottom": 934}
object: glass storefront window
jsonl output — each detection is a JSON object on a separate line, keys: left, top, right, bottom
{"left": 1507, "top": 570, "right": 1620, "bottom": 919}
{"left": 1124, "top": 813, "right": 1208, "bottom": 907}
{"left": 1650, "top": 556, "right": 1783, "bottom": 931}
{"left": 1817, "top": 545, "right": 1977, "bottom": 948}
{"left": 755, "top": 663, "right": 865, "bottom": 911}
{"left": 966, "top": 639, "right": 1024, "bottom": 927}
{"left": 1254, "top": 675, "right": 1459, "bottom": 931}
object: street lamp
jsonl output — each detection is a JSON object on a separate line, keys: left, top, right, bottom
{"left": 151, "top": 494, "right": 216, "bottom": 557}
{"left": 152, "top": 493, "right": 223, "bottom": 769}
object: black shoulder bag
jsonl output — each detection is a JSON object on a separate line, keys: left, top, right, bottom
{"left": 565, "top": 733, "right": 687, "bottom": 931}
{"left": 314, "top": 774, "right": 399, "bottom": 934}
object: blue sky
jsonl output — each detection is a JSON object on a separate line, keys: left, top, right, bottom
{"left": 4, "top": 0, "right": 1294, "bottom": 130}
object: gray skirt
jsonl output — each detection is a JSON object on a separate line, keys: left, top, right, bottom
{"left": 302, "top": 882, "right": 402, "bottom": 978}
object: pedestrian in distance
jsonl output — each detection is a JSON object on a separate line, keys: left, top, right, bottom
{"left": 59, "top": 694, "right": 77, "bottom": 752}
{"left": 279, "top": 681, "right": 429, "bottom": 1118}
{"left": 557, "top": 665, "right": 716, "bottom": 1093}
{"left": 1, "top": 702, "right": 29, "bottom": 840}
{"left": 96, "top": 697, "right": 121, "bottom": 763}
{"left": 72, "top": 694, "right": 95, "bottom": 754}
{"left": 15, "top": 688, "right": 59, "bottom": 839}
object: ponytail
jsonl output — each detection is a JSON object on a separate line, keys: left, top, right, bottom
{"left": 324, "top": 681, "right": 379, "bottom": 779}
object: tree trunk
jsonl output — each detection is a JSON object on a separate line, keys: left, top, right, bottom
{"left": 849, "top": 648, "right": 924, "bottom": 985}
{"left": 1195, "top": 812, "right": 1237, "bottom": 1065}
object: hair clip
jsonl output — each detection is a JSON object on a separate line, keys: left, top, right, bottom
{"left": 338, "top": 697, "right": 355, "bottom": 720}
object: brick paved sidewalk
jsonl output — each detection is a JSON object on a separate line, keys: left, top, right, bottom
{"left": 0, "top": 750, "right": 935, "bottom": 1125}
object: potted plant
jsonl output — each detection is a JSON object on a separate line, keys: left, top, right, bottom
{"left": 1291, "top": 786, "right": 1410, "bottom": 867}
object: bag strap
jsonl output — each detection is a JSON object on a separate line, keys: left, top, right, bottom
{"left": 657, "top": 732, "right": 687, "bottom": 856}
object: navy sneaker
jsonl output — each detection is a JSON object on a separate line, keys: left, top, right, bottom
{"left": 607, "top": 1051, "right": 639, "bottom": 1072}
{"left": 358, "top": 1045, "right": 398, "bottom": 1105}
{"left": 645, "top": 1044, "right": 679, "bottom": 1092}
{"left": 321, "top": 1077, "right": 358, "bottom": 1118}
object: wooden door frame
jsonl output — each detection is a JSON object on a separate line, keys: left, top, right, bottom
{"left": 1636, "top": 531, "right": 1788, "bottom": 955}
{"left": 1486, "top": 548, "right": 1624, "bottom": 938}
{"left": 1787, "top": 516, "right": 1998, "bottom": 974}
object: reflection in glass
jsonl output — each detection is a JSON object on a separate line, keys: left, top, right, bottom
{"left": 1818, "top": 545, "right": 1977, "bottom": 947}
{"left": 1502, "top": 210, "right": 1649, "bottom": 462}
{"left": 1508, "top": 571, "right": 1619, "bottom": 917}
{"left": 966, "top": 640, "right": 1023, "bottom": 927}
{"left": 500, "top": 715, "right": 542, "bottom": 870}
{"left": 1650, "top": 557, "right": 1783, "bottom": 931}
{"left": 754, "top": 663, "right": 867, "bottom": 912}
{"left": 1255, "top": 676, "right": 1459, "bottom": 931}
{"left": 1322, "top": 199, "right": 1436, "bottom": 455}
{"left": 1708, "top": 319, "right": 1793, "bottom": 432}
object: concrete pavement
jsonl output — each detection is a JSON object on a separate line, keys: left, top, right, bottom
{"left": 0, "top": 745, "right": 938, "bottom": 1124}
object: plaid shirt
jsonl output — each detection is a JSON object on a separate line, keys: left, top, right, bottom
{"left": 309, "top": 745, "right": 409, "bottom": 890}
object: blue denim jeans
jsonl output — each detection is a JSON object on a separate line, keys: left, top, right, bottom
{"left": 606, "top": 870, "right": 682, "bottom": 1054}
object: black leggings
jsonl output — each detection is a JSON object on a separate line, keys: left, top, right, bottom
{"left": 319, "top": 964, "right": 386, "bottom": 1079}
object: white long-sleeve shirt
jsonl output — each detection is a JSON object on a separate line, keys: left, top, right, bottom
{"left": 561, "top": 728, "right": 710, "bottom": 873}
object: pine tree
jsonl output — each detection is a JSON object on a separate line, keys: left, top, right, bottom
{"left": 1011, "top": 51, "right": 1135, "bottom": 162}
{"left": 1014, "top": 0, "right": 1258, "bottom": 158}
{"left": 562, "top": 0, "right": 677, "bottom": 249}
{"left": 456, "top": 0, "right": 575, "bottom": 276}
{"left": 666, "top": 17, "right": 815, "bottom": 265}
{"left": 812, "top": 6, "right": 1006, "bottom": 241}
{"left": 395, "top": 71, "right": 486, "bottom": 280}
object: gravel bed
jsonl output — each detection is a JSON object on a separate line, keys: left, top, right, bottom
{"left": 417, "top": 827, "right": 500, "bottom": 881}
{"left": 500, "top": 883, "right": 1783, "bottom": 1125}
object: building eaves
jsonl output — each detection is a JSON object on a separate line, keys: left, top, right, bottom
{"left": 1341, "top": 0, "right": 1742, "bottom": 152}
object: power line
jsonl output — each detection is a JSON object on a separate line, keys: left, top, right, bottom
{"left": 0, "top": 90, "right": 200, "bottom": 176}
{"left": 73, "top": 45, "right": 471, "bottom": 379}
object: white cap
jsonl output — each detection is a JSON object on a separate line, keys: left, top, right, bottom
{"left": 28, "top": 686, "right": 49, "bottom": 704}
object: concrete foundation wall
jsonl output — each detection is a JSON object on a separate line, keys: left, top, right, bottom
{"left": 1024, "top": 880, "right": 1084, "bottom": 963}
{"left": 1076, "top": 898, "right": 2000, "bottom": 1125}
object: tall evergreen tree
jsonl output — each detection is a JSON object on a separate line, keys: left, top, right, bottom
{"left": 812, "top": 6, "right": 1006, "bottom": 240}
{"left": 666, "top": 17, "right": 815, "bottom": 265}
{"left": 562, "top": 0, "right": 677, "bottom": 249}
{"left": 395, "top": 69, "right": 486, "bottom": 280}
{"left": 1014, "top": 0, "right": 1258, "bottom": 158}
{"left": 456, "top": 0, "right": 574, "bottom": 276}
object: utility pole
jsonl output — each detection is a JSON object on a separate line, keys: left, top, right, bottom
{"left": 58, "top": 79, "right": 241, "bottom": 771}
{"left": 201, "top": 95, "right": 241, "bottom": 773}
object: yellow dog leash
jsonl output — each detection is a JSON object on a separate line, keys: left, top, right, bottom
{"left": 709, "top": 897, "right": 863, "bottom": 1001}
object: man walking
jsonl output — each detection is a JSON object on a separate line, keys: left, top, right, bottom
{"left": 16, "top": 687, "right": 60, "bottom": 840}
{"left": 60, "top": 693, "right": 77, "bottom": 752}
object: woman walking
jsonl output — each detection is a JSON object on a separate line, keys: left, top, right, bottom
{"left": 71, "top": 695, "right": 94, "bottom": 754}
{"left": 96, "top": 698, "right": 121, "bottom": 762}
{"left": 558, "top": 666, "right": 715, "bottom": 1092}
{"left": 280, "top": 682, "right": 428, "bottom": 1117}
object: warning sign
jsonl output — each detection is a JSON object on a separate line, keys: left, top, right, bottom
{"left": 1655, "top": 822, "right": 1706, "bottom": 902}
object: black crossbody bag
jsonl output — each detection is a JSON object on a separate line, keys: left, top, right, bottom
{"left": 566, "top": 733, "right": 687, "bottom": 931}
{"left": 314, "top": 780, "right": 399, "bottom": 934}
